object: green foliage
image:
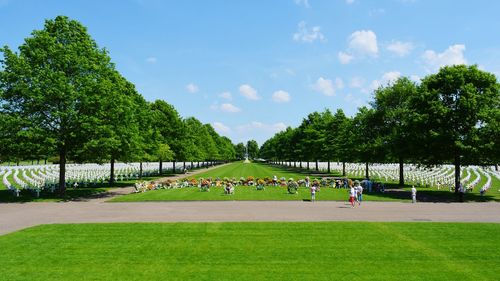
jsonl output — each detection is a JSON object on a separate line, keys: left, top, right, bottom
{"left": 246, "top": 139, "right": 259, "bottom": 159}
{"left": 0, "top": 16, "right": 118, "bottom": 194}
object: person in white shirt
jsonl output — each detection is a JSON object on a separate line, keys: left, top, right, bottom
{"left": 349, "top": 186, "right": 356, "bottom": 208}
{"left": 356, "top": 185, "right": 363, "bottom": 205}
{"left": 310, "top": 184, "right": 317, "bottom": 202}
{"left": 411, "top": 186, "right": 417, "bottom": 203}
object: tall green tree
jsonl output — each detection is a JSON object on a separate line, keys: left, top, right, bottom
{"left": 371, "top": 77, "right": 419, "bottom": 186}
{"left": 246, "top": 140, "right": 259, "bottom": 160}
{"left": 0, "top": 16, "right": 116, "bottom": 195}
{"left": 234, "top": 142, "right": 246, "bottom": 160}
{"left": 150, "top": 100, "right": 185, "bottom": 174}
{"left": 416, "top": 65, "right": 499, "bottom": 192}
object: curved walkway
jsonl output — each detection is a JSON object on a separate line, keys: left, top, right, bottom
{"left": 1, "top": 200, "right": 499, "bottom": 235}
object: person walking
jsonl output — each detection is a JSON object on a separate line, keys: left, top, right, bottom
{"left": 349, "top": 186, "right": 356, "bottom": 208}
{"left": 411, "top": 186, "right": 417, "bottom": 203}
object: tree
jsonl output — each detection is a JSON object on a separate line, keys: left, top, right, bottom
{"left": 234, "top": 142, "right": 246, "bottom": 160}
{"left": 416, "top": 65, "right": 499, "bottom": 192}
{"left": 150, "top": 100, "right": 185, "bottom": 174}
{"left": 371, "top": 77, "right": 419, "bottom": 186}
{"left": 246, "top": 140, "right": 259, "bottom": 160}
{"left": 325, "top": 109, "right": 351, "bottom": 175}
{"left": 0, "top": 16, "right": 116, "bottom": 195}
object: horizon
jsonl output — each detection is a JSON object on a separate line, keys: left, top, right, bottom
{"left": 1, "top": 0, "right": 499, "bottom": 146}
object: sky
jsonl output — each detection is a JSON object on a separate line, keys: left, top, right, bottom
{"left": 1, "top": 0, "right": 499, "bottom": 146}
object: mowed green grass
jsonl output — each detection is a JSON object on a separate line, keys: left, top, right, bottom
{"left": 186, "top": 161, "right": 309, "bottom": 179}
{"left": 0, "top": 222, "right": 498, "bottom": 280}
{"left": 112, "top": 162, "right": 499, "bottom": 202}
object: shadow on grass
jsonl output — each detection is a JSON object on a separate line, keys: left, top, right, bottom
{"left": 0, "top": 176, "right": 168, "bottom": 203}
{"left": 365, "top": 189, "right": 500, "bottom": 203}
{"left": 0, "top": 188, "right": 108, "bottom": 203}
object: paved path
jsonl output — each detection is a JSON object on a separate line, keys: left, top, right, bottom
{"left": 1, "top": 201, "right": 499, "bottom": 235}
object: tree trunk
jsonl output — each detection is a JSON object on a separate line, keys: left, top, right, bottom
{"left": 342, "top": 161, "right": 346, "bottom": 176}
{"left": 172, "top": 160, "right": 176, "bottom": 173}
{"left": 37, "top": 159, "right": 40, "bottom": 164}
{"left": 365, "top": 162, "right": 369, "bottom": 179}
{"left": 58, "top": 148, "right": 66, "bottom": 196}
{"left": 44, "top": 159, "right": 47, "bottom": 164}
{"left": 197, "top": 162, "right": 200, "bottom": 168}
{"left": 109, "top": 157, "right": 115, "bottom": 187}
{"left": 191, "top": 161, "right": 194, "bottom": 169}
{"left": 495, "top": 164, "right": 498, "bottom": 171}
{"left": 183, "top": 161, "right": 186, "bottom": 171}
{"left": 307, "top": 162, "right": 310, "bottom": 170}
{"left": 315, "top": 160, "right": 318, "bottom": 171}
{"left": 159, "top": 159, "right": 163, "bottom": 176}
{"left": 139, "top": 162, "right": 143, "bottom": 180}
{"left": 327, "top": 161, "right": 331, "bottom": 173}
{"left": 300, "top": 161, "right": 302, "bottom": 168}
{"left": 454, "top": 155, "right": 460, "bottom": 194}
{"left": 399, "top": 157, "right": 404, "bottom": 186}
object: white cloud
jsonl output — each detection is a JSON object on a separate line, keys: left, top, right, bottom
{"left": 410, "top": 75, "right": 420, "bottom": 82}
{"left": 338, "top": 30, "right": 378, "bottom": 64}
{"left": 145, "top": 57, "right": 157, "bottom": 63}
{"left": 239, "top": 84, "right": 260, "bottom": 100}
{"left": 312, "top": 77, "right": 335, "bottom": 96}
{"left": 212, "top": 122, "right": 231, "bottom": 135}
{"left": 220, "top": 103, "right": 241, "bottom": 113}
{"left": 346, "top": 0, "right": 355, "bottom": 4}
{"left": 350, "top": 77, "right": 365, "bottom": 88}
{"left": 186, "top": 83, "right": 199, "bottom": 93}
{"left": 293, "top": 21, "right": 326, "bottom": 43}
{"left": 312, "top": 77, "right": 344, "bottom": 96}
{"left": 344, "top": 93, "right": 365, "bottom": 108}
{"left": 387, "top": 41, "right": 414, "bottom": 56}
{"left": 294, "top": 0, "right": 310, "bottom": 8}
{"left": 422, "top": 44, "right": 467, "bottom": 71}
{"left": 367, "top": 71, "right": 401, "bottom": 92}
{"left": 272, "top": 90, "right": 291, "bottom": 103}
{"left": 236, "top": 122, "right": 287, "bottom": 135}
{"left": 338, "top": 51, "right": 354, "bottom": 64}
{"left": 348, "top": 30, "right": 378, "bottom": 56}
{"left": 219, "top": 91, "right": 232, "bottom": 100}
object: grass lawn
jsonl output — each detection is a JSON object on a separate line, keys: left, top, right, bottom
{"left": 185, "top": 161, "right": 316, "bottom": 179}
{"left": 0, "top": 222, "right": 498, "bottom": 280}
{"left": 112, "top": 162, "right": 500, "bottom": 202}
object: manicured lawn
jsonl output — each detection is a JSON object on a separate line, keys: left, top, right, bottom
{"left": 186, "top": 161, "right": 315, "bottom": 179}
{"left": 112, "top": 162, "right": 500, "bottom": 202}
{"left": 111, "top": 185, "right": 408, "bottom": 202}
{"left": 0, "top": 222, "right": 498, "bottom": 280}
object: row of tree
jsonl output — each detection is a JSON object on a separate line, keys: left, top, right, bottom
{"left": 260, "top": 65, "right": 499, "bottom": 192}
{"left": 0, "top": 16, "right": 236, "bottom": 195}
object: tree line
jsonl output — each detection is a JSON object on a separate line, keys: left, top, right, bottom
{"left": 0, "top": 16, "right": 237, "bottom": 195}
{"left": 260, "top": 66, "right": 499, "bottom": 193}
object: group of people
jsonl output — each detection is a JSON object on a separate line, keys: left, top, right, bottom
{"left": 348, "top": 182, "right": 363, "bottom": 207}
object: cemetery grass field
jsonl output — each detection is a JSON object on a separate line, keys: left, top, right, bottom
{"left": 0, "top": 222, "right": 498, "bottom": 281}
{"left": 0, "top": 176, "right": 162, "bottom": 203}
{"left": 112, "top": 162, "right": 500, "bottom": 202}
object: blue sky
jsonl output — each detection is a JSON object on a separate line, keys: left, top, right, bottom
{"left": 1, "top": 0, "right": 499, "bottom": 145}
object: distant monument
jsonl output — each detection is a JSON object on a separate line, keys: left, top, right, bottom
{"left": 244, "top": 145, "right": 251, "bottom": 163}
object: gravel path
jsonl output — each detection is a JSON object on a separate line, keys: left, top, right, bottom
{"left": 1, "top": 201, "right": 499, "bottom": 235}
{"left": 1, "top": 163, "right": 499, "bottom": 235}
